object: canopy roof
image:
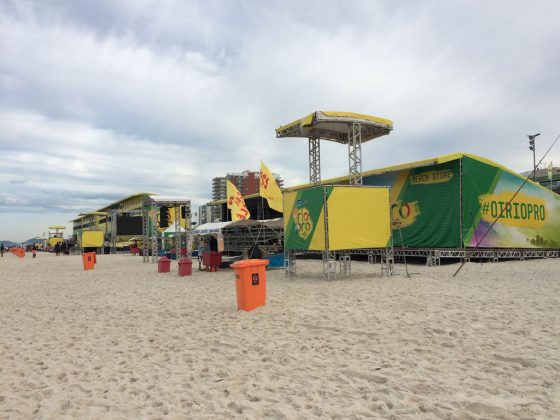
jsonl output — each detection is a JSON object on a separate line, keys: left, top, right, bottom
{"left": 276, "top": 111, "right": 393, "bottom": 143}
{"left": 148, "top": 195, "right": 190, "bottom": 204}
{"left": 193, "top": 218, "right": 283, "bottom": 235}
{"left": 48, "top": 225, "right": 66, "bottom": 230}
{"left": 79, "top": 211, "right": 108, "bottom": 216}
{"left": 222, "top": 218, "right": 283, "bottom": 229}
{"left": 192, "top": 221, "right": 232, "bottom": 235}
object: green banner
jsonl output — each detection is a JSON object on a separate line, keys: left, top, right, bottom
{"left": 283, "top": 186, "right": 332, "bottom": 250}
{"left": 363, "top": 160, "right": 461, "bottom": 247}
{"left": 462, "top": 156, "right": 560, "bottom": 248}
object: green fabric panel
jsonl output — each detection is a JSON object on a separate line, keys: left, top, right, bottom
{"left": 284, "top": 186, "right": 332, "bottom": 250}
{"left": 395, "top": 160, "right": 461, "bottom": 247}
{"left": 460, "top": 156, "right": 501, "bottom": 246}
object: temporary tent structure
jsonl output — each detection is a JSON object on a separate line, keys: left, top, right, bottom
{"left": 285, "top": 152, "right": 560, "bottom": 249}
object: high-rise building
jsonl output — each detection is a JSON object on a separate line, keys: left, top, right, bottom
{"left": 211, "top": 170, "right": 284, "bottom": 201}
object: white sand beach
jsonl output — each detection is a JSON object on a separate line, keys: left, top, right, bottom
{"left": 1, "top": 253, "right": 559, "bottom": 418}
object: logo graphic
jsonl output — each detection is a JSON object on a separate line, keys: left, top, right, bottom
{"left": 478, "top": 192, "right": 546, "bottom": 228}
{"left": 410, "top": 170, "right": 454, "bottom": 185}
{"left": 391, "top": 201, "right": 420, "bottom": 228}
{"left": 292, "top": 207, "right": 313, "bottom": 240}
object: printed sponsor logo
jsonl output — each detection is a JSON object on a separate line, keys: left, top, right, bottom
{"left": 410, "top": 170, "right": 454, "bottom": 185}
{"left": 479, "top": 192, "right": 546, "bottom": 227}
{"left": 391, "top": 201, "right": 420, "bottom": 228}
{"left": 291, "top": 207, "right": 313, "bottom": 240}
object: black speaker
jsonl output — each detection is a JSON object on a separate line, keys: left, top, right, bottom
{"left": 159, "top": 206, "right": 169, "bottom": 229}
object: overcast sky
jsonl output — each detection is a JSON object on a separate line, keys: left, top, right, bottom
{"left": 1, "top": 0, "right": 559, "bottom": 242}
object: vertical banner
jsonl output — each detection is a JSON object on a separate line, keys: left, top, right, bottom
{"left": 283, "top": 186, "right": 328, "bottom": 250}
{"left": 260, "top": 161, "right": 283, "bottom": 212}
{"left": 227, "top": 180, "right": 251, "bottom": 221}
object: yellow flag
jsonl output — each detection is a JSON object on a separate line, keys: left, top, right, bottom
{"left": 260, "top": 161, "right": 283, "bottom": 213}
{"left": 226, "top": 180, "right": 251, "bottom": 221}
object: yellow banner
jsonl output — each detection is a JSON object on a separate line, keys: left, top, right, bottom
{"left": 410, "top": 169, "right": 454, "bottom": 185}
{"left": 479, "top": 192, "right": 546, "bottom": 228}
{"left": 166, "top": 207, "right": 190, "bottom": 229}
{"left": 82, "top": 230, "right": 104, "bottom": 247}
{"left": 327, "top": 187, "right": 391, "bottom": 249}
{"left": 260, "top": 161, "right": 283, "bottom": 212}
{"left": 227, "top": 180, "right": 251, "bottom": 221}
{"left": 157, "top": 207, "right": 173, "bottom": 232}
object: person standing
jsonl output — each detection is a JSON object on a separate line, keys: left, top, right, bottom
{"left": 0, "top": 243, "right": 4, "bottom": 257}
{"left": 209, "top": 235, "right": 218, "bottom": 252}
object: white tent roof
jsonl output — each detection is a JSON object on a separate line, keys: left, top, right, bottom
{"left": 192, "top": 221, "right": 232, "bottom": 235}
{"left": 149, "top": 195, "right": 190, "bottom": 203}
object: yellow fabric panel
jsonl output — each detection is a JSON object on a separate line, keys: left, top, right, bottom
{"left": 275, "top": 112, "right": 314, "bottom": 134}
{"left": 260, "top": 161, "right": 283, "bottom": 212}
{"left": 283, "top": 191, "right": 298, "bottom": 231}
{"left": 179, "top": 207, "right": 189, "bottom": 229}
{"left": 276, "top": 111, "right": 392, "bottom": 135}
{"left": 308, "top": 208, "right": 326, "bottom": 251}
{"left": 82, "top": 230, "right": 104, "bottom": 247}
{"left": 121, "top": 196, "right": 144, "bottom": 212}
{"left": 168, "top": 207, "right": 176, "bottom": 226}
{"left": 327, "top": 187, "right": 391, "bottom": 250}
{"left": 47, "top": 237, "right": 63, "bottom": 247}
{"left": 391, "top": 171, "right": 409, "bottom": 202}
{"left": 227, "top": 180, "right": 251, "bottom": 221}
{"left": 97, "top": 192, "right": 153, "bottom": 213}
{"left": 321, "top": 111, "right": 393, "bottom": 127}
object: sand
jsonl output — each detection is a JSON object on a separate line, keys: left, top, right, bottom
{"left": 0, "top": 252, "right": 559, "bottom": 419}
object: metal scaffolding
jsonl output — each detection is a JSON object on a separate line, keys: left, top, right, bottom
{"left": 348, "top": 122, "right": 362, "bottom": 185}
{"left": 276, "top": 111, "right": 393, "bottom": 278}
{"left": 309, "top": 137, "right": 321, "bottom": 185}
{"left": 221, "top": 219, "right": 283, "bottom": 255}
{"left": 109, "top": 209, "right": 118, "bottom": 254}
{"left": 280, "top": 184, "right": 394, "bottom": 279}
{"left": 142, "top": 196, "right": 191, "bottom": 263}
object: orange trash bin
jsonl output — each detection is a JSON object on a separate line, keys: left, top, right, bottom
{"left": 82, "top": 252, "right": 96, "bottom": 270}
{"left": 230, "top": 259, "right": 269, "bottom": 311}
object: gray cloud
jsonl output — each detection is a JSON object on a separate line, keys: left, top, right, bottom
{"left": 1, "top": 0, "right": 559, "bottom": 241}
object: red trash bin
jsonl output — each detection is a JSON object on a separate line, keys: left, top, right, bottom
{"left": 202, "top": 251, "right": 222, "bottom": 272}
{"left": 178, "top": 258, "right": 192, "bottom": 277}
{"left": 158, "top": 256, "right": 171, "bottom": 273}
{"left": 230, "top": 259, "right": 269, "bottom": 311}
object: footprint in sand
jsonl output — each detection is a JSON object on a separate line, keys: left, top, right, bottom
{"left": 495, "top": 354, "right": 537, "bottom": 368}
{"left": 342, "top": 370, "right": 388, "bottom": 384}
{"left": 465, "top": 402, "right": 511, "bottom": 417}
